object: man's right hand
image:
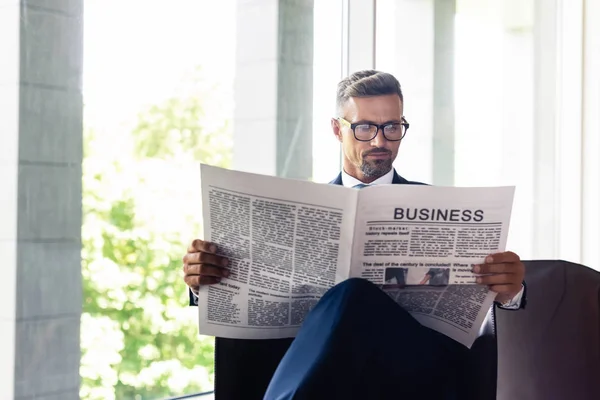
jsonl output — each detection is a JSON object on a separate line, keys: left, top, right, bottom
{"left": 183, "top": 239, "right": 230, "bottom": 294}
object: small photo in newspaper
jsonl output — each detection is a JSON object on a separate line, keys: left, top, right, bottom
{"left": 383, "top": 267, "right": 450, "bottom": 288}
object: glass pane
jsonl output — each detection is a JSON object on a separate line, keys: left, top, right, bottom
{"left": 312, "top": 0, "right": 344, "bottom": 184}
{"left": 82, "top": 0, "right": 331, "bottom": 398}
{"left": 82, "top": 0, "right": 235, "bottom": 398}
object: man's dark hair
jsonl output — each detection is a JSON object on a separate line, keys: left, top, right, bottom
{"left": 336, "top": 70, "right": 403, "bottom": 116}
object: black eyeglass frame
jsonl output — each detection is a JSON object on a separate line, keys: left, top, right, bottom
{"left": 337, "top": 117, "right": 409, "bottom": 142}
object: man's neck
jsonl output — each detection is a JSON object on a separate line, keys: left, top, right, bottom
{"left": 341, "top": 168, "right": 394, "bottom": 187}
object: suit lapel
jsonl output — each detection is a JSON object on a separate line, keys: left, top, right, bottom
{"left": 329, "top": 169, "right": 424, "bottom": 186}
{"left": 330, "top": 170, "right": 406, "bottom": 185}
{"left": 329, "top": 173, "right": 343, "bottom": 186}
{"left": 392, "top": 170, "right": 409, "bottom": 184}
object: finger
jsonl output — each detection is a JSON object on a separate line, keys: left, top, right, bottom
{"left": 199, "top": 276, "right": 221, "bottom": 285}
{"left": 476, "top": 263, "right": 525, "bottom": 280}
{"left": 187, "top": 239, "right": 217, "bottom": 254}
{"left": 184, "top": 274, "right": 201, "bottom": 290}
{"left": 488, "top": 284, "right": 518, "bottom": 295}
{"left": 477, "top": 273, "right": 515, "bottom": 286}
{"left": 483, "top": 251, "right": 520, "bottom": 265}
{"left": 474, "top": 263, "right": 513, "bottom": 274}
{"left": 183, "top": 251, "right": 229, "bottom": 267}
{"left": 184, "top": 274, "right": 221, "bottom": 288}
{"left": 185, "top": 263, "right": 230, "bottom": 278}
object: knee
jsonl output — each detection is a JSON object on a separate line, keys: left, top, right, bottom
{"left": 341, "top": 277, "right": 376, "bottom": 289}
{"left": 316, "top": 278, "right": 390, "bottom": 321}
{"left": 330, "top": 277, "right": 380, "bottom": 298}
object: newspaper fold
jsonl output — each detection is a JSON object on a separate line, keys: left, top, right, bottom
{"left": 197, "top": 164, "right": 515, "bottom": 348}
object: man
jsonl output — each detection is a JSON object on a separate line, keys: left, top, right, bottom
{"left": 383, "top": 267, "right": 408, "bottom": 287}
{"left": 182, "top": 70, "right": 526, "bottom": 398}
{"left": 420, "top": 267, "right": 451, "bottom": 286}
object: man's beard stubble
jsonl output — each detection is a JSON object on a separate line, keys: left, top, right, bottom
{"left": 360, "top": 148, "right": 393, "bottom": 178}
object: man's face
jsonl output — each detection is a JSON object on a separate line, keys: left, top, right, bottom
{"left": 332, "top": 94, "right": 404, "bottom": 182}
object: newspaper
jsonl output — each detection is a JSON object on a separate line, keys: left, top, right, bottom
{"left": 197, "top": 164, "right": 515, "bottom": 348}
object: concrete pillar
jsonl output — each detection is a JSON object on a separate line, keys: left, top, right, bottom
{"left": 0, "top": 1, "right": 83, "bottom": 399}
{"left": 582, "top": 0, "right": 600, "bottom": 270}
{"left": 555, "top": 0, "right": 584, "bottom": 262}
{"left": 344, "top": 0, "right": 376, "bottom": 74}
{"left": 532, "top": 0, "right": 559, "bottom": 259}
{"left": 233, "top": 0, "right": 313, "bottom": 180}
{"left": 432, "top": 0, "right": 456, "bottom": 186}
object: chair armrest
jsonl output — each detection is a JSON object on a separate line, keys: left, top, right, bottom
{"left": 163, "top": 391, "right": 214, "bottom": 400}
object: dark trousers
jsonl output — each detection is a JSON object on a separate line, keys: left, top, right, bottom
{"left": 264, "top": 278, "right": 469, "bottom": 400}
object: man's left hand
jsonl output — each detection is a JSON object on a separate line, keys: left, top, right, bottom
{"left": 473, "top": 251, "right": 525, "bottom": 304}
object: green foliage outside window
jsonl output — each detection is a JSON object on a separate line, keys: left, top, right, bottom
{"left": 80, "top": 70, "right": 232, "bottom": 399}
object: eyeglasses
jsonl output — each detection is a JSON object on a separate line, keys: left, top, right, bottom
{"left": 337, "top": 117, "right": 409, "bottom": 142}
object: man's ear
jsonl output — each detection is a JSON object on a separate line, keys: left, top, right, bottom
{"left": 331, "top": 118, "right": 343, "bottom": 143}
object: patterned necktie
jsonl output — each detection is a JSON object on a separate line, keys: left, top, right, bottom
{"left": 353, "top": 183, "right": 368, "bottom": 189}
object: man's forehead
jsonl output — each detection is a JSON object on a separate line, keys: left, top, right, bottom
{"left": 343, "top": 94, "right": 403, "bottom": 120}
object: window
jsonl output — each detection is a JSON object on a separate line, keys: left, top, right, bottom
{"left": 81, "top": 1, "right": 236, "bottom": 398}
{"left": 376, "top": 0, "right": 598, "bottom": 266}
{"left": 2, "top": 1, "right": 597, "bottom": 399}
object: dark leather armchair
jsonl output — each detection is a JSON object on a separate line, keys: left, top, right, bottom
{"left": 176, "top": 260, "right": 600, "bottom": 400}
{"left": 496, "top": 260, "right": 600, "bottom": 400}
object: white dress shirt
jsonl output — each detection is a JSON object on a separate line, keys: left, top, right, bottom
{"left": 341, "top": 168, "right": 524, "bottom": 310}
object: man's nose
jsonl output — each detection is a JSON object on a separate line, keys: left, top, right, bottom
{"left": 371, "top": 128, "right": 388, "bottom": 147}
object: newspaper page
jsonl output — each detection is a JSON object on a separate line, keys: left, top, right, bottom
{"left": 349, "top": 184, "right": 515, "bottom": 348}
{"left": 197, "top": 164, "right": 359, "bottom": 339}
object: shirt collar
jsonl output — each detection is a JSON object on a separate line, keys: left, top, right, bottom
{"left": 341, "top": 168, "right": 395, "bottom": 188}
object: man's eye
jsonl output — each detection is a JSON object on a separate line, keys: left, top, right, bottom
{"left": 385, "top": 124, "right": 400, "bottom": 133}
{"left": 356, "top": 125, "right": 373, "bottom": 133}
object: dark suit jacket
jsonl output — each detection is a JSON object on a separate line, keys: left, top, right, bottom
{"left": 329, "top": 169, "right": 426, "bottom": 186}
